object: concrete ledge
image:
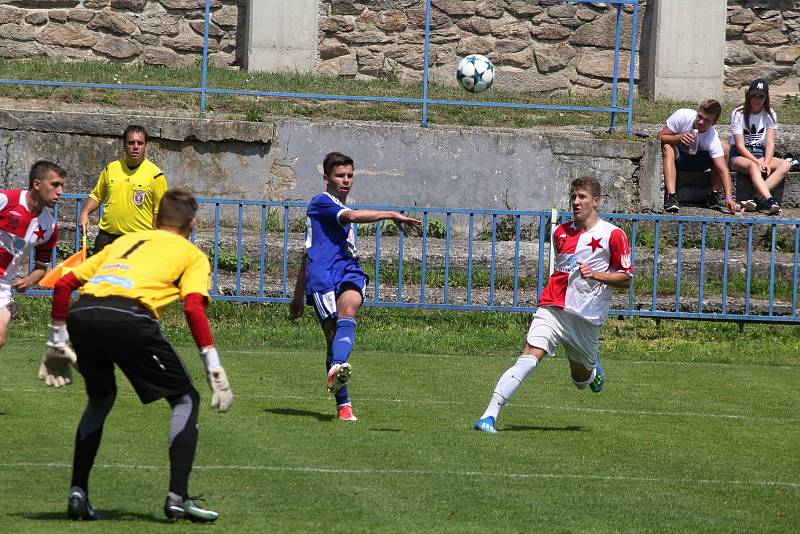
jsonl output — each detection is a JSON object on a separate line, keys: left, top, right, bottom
{"left": 0, "top": 109, "right": 275, "bottom": 144}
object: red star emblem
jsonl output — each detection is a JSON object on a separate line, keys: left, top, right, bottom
{"left": 34, "top": 226, "right": 46, "bottom": 240}
{"left": 588, "top": 237, "right": 603, "bottom": 251}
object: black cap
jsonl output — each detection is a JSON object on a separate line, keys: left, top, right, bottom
{"left": 748, "top": 79, "right": 769, "bottom": 95}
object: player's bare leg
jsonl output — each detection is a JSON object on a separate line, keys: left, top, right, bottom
{"left": 0, "top": 306, "right": 11, "bottom": 351}
{"left": 569, "top": 358, "right": 604, "bottom": 393}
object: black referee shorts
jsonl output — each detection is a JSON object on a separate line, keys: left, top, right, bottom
{"left": 67, "top": 295, "right": 195, "bottom": 404}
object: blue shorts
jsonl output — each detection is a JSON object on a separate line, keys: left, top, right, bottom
{"left": 675, "top": 149, "right": 713, "bottom": 172}
{"left": 729, "top": 145, "right": 765, "bottom": 169}
{"left": 306, "top": 267, "right": 368, "bottom": 323}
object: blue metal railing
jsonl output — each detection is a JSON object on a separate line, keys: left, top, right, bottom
{"left": 26, "top": 194, "right": 800, "bottom": 324}
{"left": 0, "top": 0, "right": 639, "bottom": 133}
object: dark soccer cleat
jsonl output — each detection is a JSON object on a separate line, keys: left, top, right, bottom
{"left": 590, "top": 362, "right": 605, "bottom": 393}
{"left": 67, "top": 488, "right": 100, "bottom": 521}
{"left": 164, "top": 494, "right": 219, "bottom": 523}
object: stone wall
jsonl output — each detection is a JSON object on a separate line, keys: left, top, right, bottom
{"left": 3, "top": 1, "right": 800, "bottom": 100}
{"left": 318, "top": 0, "right": 644, "bottom": 93}
{"left": 726, "top": 0, "right": 800, "bottom": 100}
{"left": 0, "top": 0, "right": 241, "bottom": 68}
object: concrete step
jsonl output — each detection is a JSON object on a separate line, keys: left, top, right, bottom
{"left": 677, "top": 170, "right": 800, "bottom": 208}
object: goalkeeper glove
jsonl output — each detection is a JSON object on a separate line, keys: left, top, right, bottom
{"left": 39, "top": 323, "right": 78, "bottom": 387}
{"left": 200, "top": 347, "right": 233, "bottom": 412}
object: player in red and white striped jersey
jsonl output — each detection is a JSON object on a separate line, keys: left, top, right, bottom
{"left": 0, "top": 161, "right": 64, "bottom": 351}
{"left": 474, "top": 176, "right": 633, "bottom": 433}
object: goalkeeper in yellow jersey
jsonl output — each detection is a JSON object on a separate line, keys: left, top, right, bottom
{"left": 47, "top": 189, "right": 232, "bottom": 523}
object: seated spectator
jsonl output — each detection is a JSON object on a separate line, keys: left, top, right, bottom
{"left": 659, "top": 100, "right": 738, "bottom": 214}
{"left": 729, "top": 79, "right": 789, "bottom": 215}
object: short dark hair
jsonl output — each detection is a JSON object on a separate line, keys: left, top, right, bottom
{"left": 323, "top": 152, "right": 354, "bottom": 177}
{"left": 698, "top": 99, "right": 722, "bottom": 122}
{"left": 570, "top": 176, "right": 601, "bottom": 198}
{"left": 29, "top": 160, "right": 66, "bottom": 188}
{"left": 123, "top": 124, "right": 149, "bottom": 143}
{"left": 156, "top": 189, "right": 197, "bottom": 230}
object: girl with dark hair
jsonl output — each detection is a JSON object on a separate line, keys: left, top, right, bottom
{"left": 729, "top": 79, "right": 790, "bottom": 215}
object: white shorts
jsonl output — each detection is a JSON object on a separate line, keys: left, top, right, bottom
{"left": 526, "top": 306, "right": 600, "bottom": 371}
{"left": 0, "top": 287, "right": 16, "bottom": 320}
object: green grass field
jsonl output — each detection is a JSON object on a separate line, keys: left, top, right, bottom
{"left": 1, "top": 301, "right": 798, "bottom": 533}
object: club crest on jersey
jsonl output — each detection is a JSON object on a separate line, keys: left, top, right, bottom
{"left": 132, "top": 189, "right": 146, "bottom": 206}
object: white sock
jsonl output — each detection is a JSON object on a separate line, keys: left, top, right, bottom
{"left": 481, "top": 356, "right": 538, "bottom": 420}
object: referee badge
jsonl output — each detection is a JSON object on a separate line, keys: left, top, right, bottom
{"left": 133, "top": 189, "right": 146, "bottom": 206}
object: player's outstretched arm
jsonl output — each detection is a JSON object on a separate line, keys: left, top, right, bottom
{"left": 341, "top": 209, "right": 422, "bottom": 234}
{"left": 289, "top": 254, "right": 307, "bottom": 320}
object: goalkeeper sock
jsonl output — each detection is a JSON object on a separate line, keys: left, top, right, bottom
{"left": 166, "top": 390, "right": 200, "bottom": 497}
{"left": 71, "top": 394, "right": 115, "bottom": 491}
{"left": 481, "top": 356, "right": 538, "bottom": 420}
{"left": 331, "top": 318, "right": 356, "bottom": 365}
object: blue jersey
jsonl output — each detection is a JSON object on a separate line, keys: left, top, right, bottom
{"left": 304, "top": 193, "right": 364, "bottom": 294}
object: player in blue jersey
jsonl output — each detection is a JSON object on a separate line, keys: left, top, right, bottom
{"left": 289, "top": 152, "right": 421, "bottom": 421}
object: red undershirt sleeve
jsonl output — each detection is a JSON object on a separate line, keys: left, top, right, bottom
{"left": 183, "top": 292, "right": 214, "bottom": 348}
{"left": 51, "top": 272, "right": 81, "bottom": 321}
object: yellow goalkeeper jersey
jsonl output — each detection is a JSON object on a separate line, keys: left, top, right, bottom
{"left": 72, "top": 229, "right": 210, "bottom": 318}
{"left": 89, "top": 158, "right": 168, "bottom": 235}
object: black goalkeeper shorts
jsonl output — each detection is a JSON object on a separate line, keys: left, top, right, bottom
{"left": 67, "top": 295, "right": 196, "bottom": 403}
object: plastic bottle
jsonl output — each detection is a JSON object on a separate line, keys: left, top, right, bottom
{"left": 687, "top": 128, "right": 699, "bottom": 155}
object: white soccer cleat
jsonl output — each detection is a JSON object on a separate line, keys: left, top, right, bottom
{"left": 326, "top": 362, "right": 352, "bottom": 394}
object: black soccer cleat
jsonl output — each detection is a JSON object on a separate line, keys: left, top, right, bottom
{"left": 67, "top": 488, "right": 100, "bottom": 521}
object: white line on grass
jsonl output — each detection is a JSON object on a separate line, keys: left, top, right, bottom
{"left": 2, "top": 462, "right": 798, "bottom": 490}
{"left": 1, "top": 388, "right": 796, "bottom": 423}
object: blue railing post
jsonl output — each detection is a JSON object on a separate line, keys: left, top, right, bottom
{"left": 608, "top": 2, "right": 624, "bottom": 132}
{"left": 421, "top": 0, "right": 432, "bottom": 127}
{"left": 199, "top": 0, "right": 211, "bottom": 115}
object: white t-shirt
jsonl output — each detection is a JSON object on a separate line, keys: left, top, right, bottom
{"left": 729, "top": 107, "right": 777, "bottom": 148}
{"left": 665, "top": 108, "right": 724, "bottom": 159}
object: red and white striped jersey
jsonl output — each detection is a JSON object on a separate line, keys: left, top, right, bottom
{"left": 539, "top": 218, "right": 632, "bottom": 326}
{"left": 0, "top": 189, "right": 58, "bottom": 285}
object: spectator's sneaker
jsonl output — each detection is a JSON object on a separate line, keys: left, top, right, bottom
{"left": 338, "top": 405, "right": 358, "bottom": 421}
{"left": 326, "top": 362, "right": 352, "bottom": 394}
{"left": 705, "top": 191, "right": 725, "bottom": 211}
{"left": 758, "top": 197, "right": 781, "bottom": 215}
{"left": 164, "top": 495, "right": 219, "bottom": 523}
{"left": 590, "top": 362, "right": 605, "bottom": 393}
{"left": 67, "top": 488, "right": 99, "bottom": 521}
{"left": 664, "top": 193, "right": 680, "bottom": 213}
{"left": 740, "top": 199, "right": 758, "bottom": 212}
{"left": 473, "top": 416, "right": 497, "bottom": 433}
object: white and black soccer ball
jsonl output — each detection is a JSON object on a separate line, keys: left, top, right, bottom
{"left": 456, "top": 54, "right": 495, "bottom": 93}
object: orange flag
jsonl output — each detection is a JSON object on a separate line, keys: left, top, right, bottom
{"left": 39, "top": 235, "right": 87, "bottom": 288}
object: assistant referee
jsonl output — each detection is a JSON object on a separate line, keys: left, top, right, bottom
{"left": 79, "top": 124, "right": 168, "bottom": 255}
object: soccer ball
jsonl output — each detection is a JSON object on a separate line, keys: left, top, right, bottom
{"left": 456, "top": 54, "right": 495, "bottom": 93}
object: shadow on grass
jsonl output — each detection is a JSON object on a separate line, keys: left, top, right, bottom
{"left": 502, "top": 425, "right": 584, "bottom": 432}
{"left": 14, "top": 510, "right": 164, "bottom": 522}
{"left": 262, "top": 407, "right": 335, "bottom": 421}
